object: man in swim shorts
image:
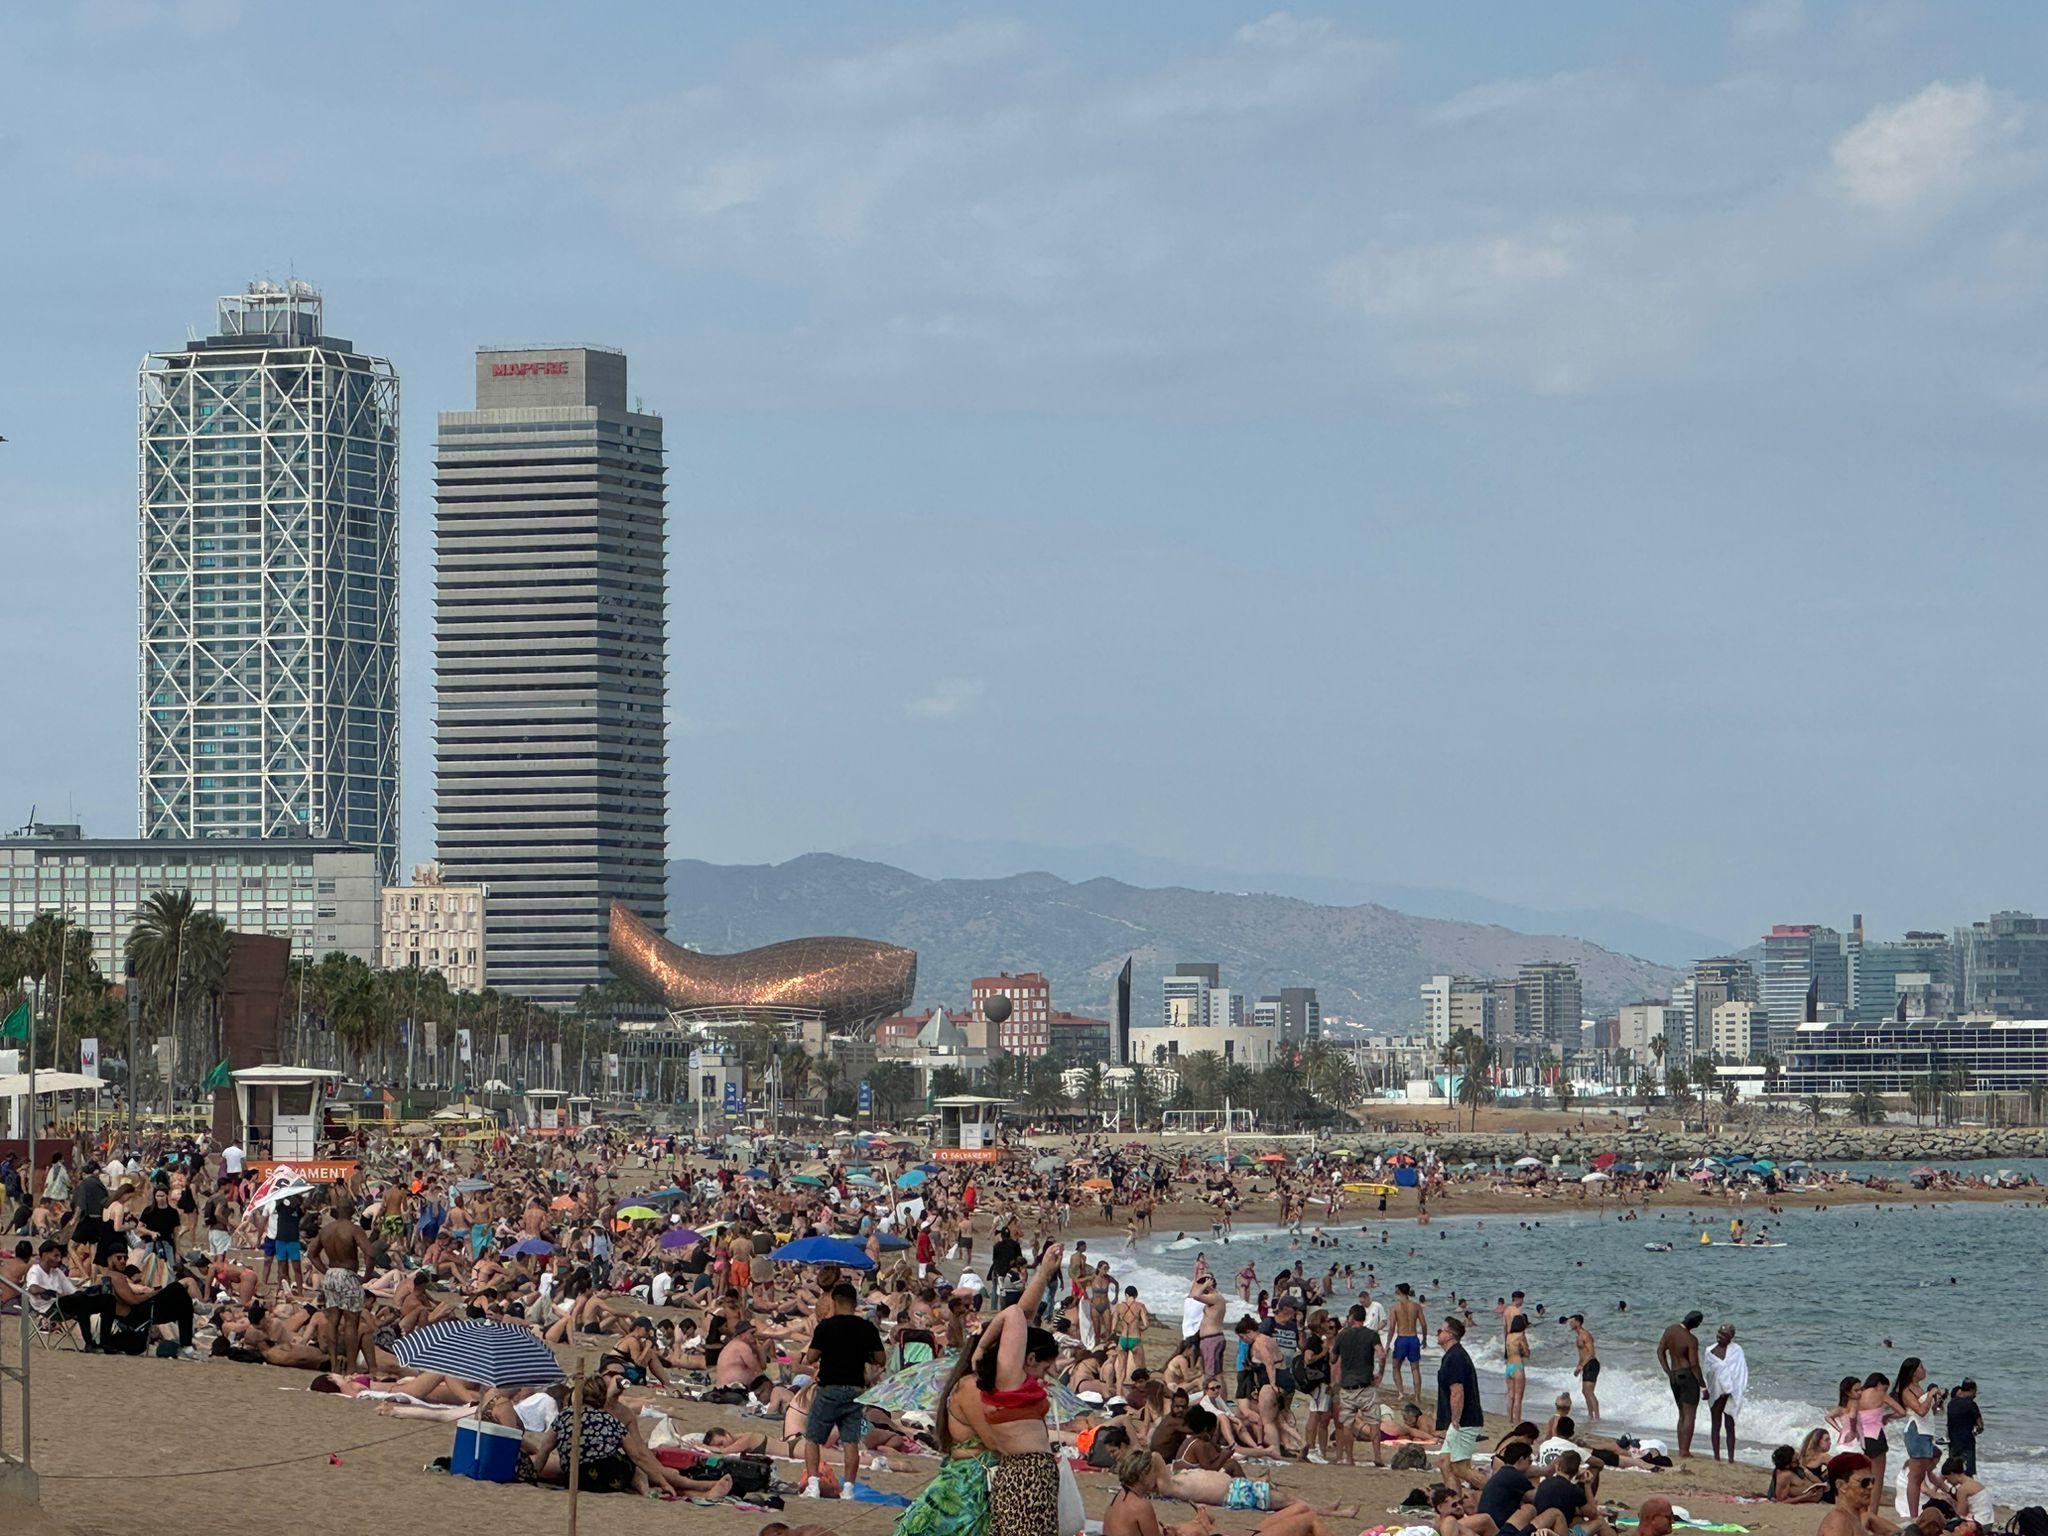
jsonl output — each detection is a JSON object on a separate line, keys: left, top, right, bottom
{"left": 1389, "top": 1283, "right": 1426, "bottom": 1402}
{"left": 1656, "top": 1310, "right": 1705, "bottom": 1459}
{"left": 1568, "top": 1314, "right": 1601, "bottom": 1422}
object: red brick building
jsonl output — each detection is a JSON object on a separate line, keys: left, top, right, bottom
{"left": 971, "top": 971, "right": 1053, "bottom": 1055}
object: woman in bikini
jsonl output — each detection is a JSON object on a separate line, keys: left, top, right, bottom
{"left": 1504, "top": 1313, "right": 1532, "bottom": 1426}
{"left": 976, "top": 1242, "right": 1067, "bottom": 1536}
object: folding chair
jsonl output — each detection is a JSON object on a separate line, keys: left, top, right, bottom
{"left": 26, "top": 1300, "right": 87, "bottom": 1352}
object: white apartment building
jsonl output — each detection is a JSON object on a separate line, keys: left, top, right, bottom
{"left": 380, "top": 862, "right": 487, "bottom": 992}
{"left": 1709, "top": 1000, "right": 1764, "bottom": 1062}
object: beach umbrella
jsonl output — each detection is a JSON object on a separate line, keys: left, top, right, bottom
{"left": 1513, "top": 1156, "right": 1543, "bottom": 1170}
{"left": 659, "top": 1227, "right": 703, "bottom": 1250}
{"left": 771, "top": 1234, "right": 875, "bottom": 1269}
{"left": 1258, "top": 1153, "right": 1287, "bottom": 1164}
{"left": 548, "top": 1194, "right": 576, "bottom": 1211}
{"left": 875, "top": 1233, "right": 913, "bottom": 1251}
{"left": 250, "top": 1180, "right": 316, "bottom": 1211}
{"left": 507, "top": 1237, "right": 554, "bottom": 1257}
{"left": 451, "top": 1177, "right": 493, "bottom": 1194}
{"left": 790, "top": 1174, "right": 825, "bottom": 1187}
{"left": 1204, "top": 1153, "right": 1227, "bottom": 1163}
{"left": 617, "top": 1205, "right": 661, "bottom": 1221}
{"left": 1752, "top": 1159, "right": 1777, "bottom": 1172}
{"left": 1688, "top": 1169, "right": 1715, "bottom": 1181}
{"left": 1591, "top": 1152, "right": 1617, "bottom": 1171}
{"left": 1910, "top": 1166, "right": 1936, "bottom": 1179}
{"left": 1581, "top": 1171, "right": 1609, "bottom": 1183}
{"left": 392, "top": 1318, "right": 566, "bottom": 1387}
{"left": 1386, "top": 1153, "right": 1418, "bottom": 1167}
{"left": 1330, "top": 1149, "right": 1353, "bottom": 1159}
{"left": 743, "top": 1167, "right": 771, "bottom": 1179}
{"left": 918, "top": 1162, "right": 940, "bottom": 1174}
{"left": 847, "top": 1174, "right": 881, "bottom": 1188}
{"left": 1229, "top": 1155, "right": 1255, "bottom": 1168}
{"left": 896, "top": 1169, "right": 928, "bottom": 1188}
{"left": 625, "top": 1187, "right": 690, "bottom": 1206}
{"left": 858, "top": 1356, "right": 1095, "bottom": 1424}
{"left": 1383, "top": 1148, "right": 1409, "bottom": 1158}
{"left": 1081, "top": 1177, "right": 1113, "bottom": 1190}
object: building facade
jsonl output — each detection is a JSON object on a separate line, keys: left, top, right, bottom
{"left": 0, "top": 825, "right": 378, "bottom": 980}
{"left": 139, "top": 282, "right": 400, "bottom": 879}
{"left": 1276, "top": 986, "right": 1321, "bottom": 1043}
{"left": 1761, "top": 924, "right": 1849, "bottom": 1035}
{"left": 1687, "top": 957, "right": 1758, "bottom": 1061}
{"left": 1781, "top": 1016, "right": 2048, "bottom": 1092}
{"left": 1132, "top": 1022, "right": 1282, "bottom": 1069}
{"left": 1709, "top": 1000, "right": 1763, "bottom": 1061}
{"left": 1956, "top": 912, "right": 2048, "bottom": 1019}
{"left": 1422, "top": 975, "right": 1498, "bottom": 1048}
{"left": 434, "top": 348, "right": 668, "bottom": 1005}
{"left": 379, "top": 862, "right": 487, "bottom": 991}
{"left": 1046, "top": 1012, "right": 1112, "bottom": 1069}
{"left": 971, "top": 971, "right": 1052, "bottom": 1054}
{"left": 1616, "top": 1001, "right": 1683, "bottom": 1052}
{"left": 1853, "top": 932, "right": 1957, "bottom": 1024}
{"left": 1519, "top": 962, "right": 1583, "bottom": 1045}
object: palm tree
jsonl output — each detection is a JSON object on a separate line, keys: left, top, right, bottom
{"left": 1178, "top": 1050, "right": 1225, "bottom": 1108}
{"left": 1850, "top": 1088, "right": 1888, "bottom": 1126}
{"left": 183, "top": 911, "right": 232, "bottom": 1075}
{"left": 2027, "top": 1082, "right": 2047, "bottom": 1127}
{"left": 126, "top": 889, "right": 198, "bottom": 1097}
{"left": 869, "top": 1060, "right": 916, "bottom": 1125}
{"left": 1908, "top": 1075, "right": 1938, "bottom": 1127}
{"left": 1801, "top": 1093, "right": 1825, "bottom": 1127}
{"left": 1690, "top": 1056, "right": 1718, "bottom": 1130}
{"left": 1128, "top": 1066, "right": 1162, "bottom": 1131}
{"left": 1080, "top": 1061, "right": 1107, "bottom": 1121}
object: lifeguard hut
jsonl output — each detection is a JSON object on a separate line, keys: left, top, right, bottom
{"left": 931, "top": 1094, "right": 1010, "bottom": 1163}
{"left": 230, "top": 1065, "right": 342, "bottom": 1161}
{"left": 523, "top": 1088, "right": 585, "bottom": 1134}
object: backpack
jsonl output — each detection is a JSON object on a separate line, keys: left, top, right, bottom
{"left": 701, "top": 1454, "right": 773, "bottom": 1496}
{"left": 1085, "top": 1425, "right": 1130, "bottom": 1468}
{"left": 1391, "top": 1445, "right": 1431, "bottom": 1471}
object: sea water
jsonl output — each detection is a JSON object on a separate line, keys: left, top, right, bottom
{"left": 1117, "top": 1185, "right": 2048, "bottom": 1504}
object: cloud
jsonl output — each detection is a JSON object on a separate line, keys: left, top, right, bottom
{"left": 1426, "top": 71, "right": 1599, "bottom": 126}
{"left": 905, "top": 679, "right": 985, "bottom": 719}
{"left": 1330, "top": 224, "right": 1590, "bottom": 321}
{"left": 1732, "top": 0, "right": 1805, "bottom": 45}
{"left": 1831, "top": 80, "right": 2022, "bottom": 211}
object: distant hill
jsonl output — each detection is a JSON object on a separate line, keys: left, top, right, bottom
{"left": 664, "top": 854, "right": 1677, "bottom": 1028}
{"left": 844, "top": 836, "right": 1737, "bottom": 968}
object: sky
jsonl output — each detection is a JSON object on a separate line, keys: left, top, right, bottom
{"left": 3, "top": 1, "right": 2047, "bottom": 947}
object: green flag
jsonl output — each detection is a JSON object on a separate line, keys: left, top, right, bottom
{"left": 0, "top": 1000, "right": 26, "bottom": 1042}
{"left": 202, "top": 1059, "right": 231, "bottom": 1091}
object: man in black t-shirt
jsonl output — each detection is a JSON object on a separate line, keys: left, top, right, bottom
{"left": 1334, "top": 1303, "right": 1384, "bottom": 1465}
{"left": 800, "top": 1281, "right": 884, "bottom": 1497}
{"left": 1477, "top": 1440, "right": 1537, "bottom": 1530}
{"left": 1531, "top": 1450, "right": 1611, "bottom": 1535}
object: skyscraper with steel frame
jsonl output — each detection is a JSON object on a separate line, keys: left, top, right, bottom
{"left": 433, "top": 348, "right": 669, "bottom": 1006}
{"left": 138, "top": 282, "right": 400, "bottom": 880}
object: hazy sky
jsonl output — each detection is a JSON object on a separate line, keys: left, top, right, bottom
{"left": 3, "top": 1, "right": 2045, "bottom": 944}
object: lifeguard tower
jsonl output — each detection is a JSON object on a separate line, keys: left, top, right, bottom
{"left": 230, "top": 1065, "right": 341, "bottom": 1161}
{"left": 931, "top": 1094, "right": 1010, "bottom": 1163}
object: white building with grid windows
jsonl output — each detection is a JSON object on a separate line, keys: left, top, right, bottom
{"left": 139, "top": 282, "right": 400, "bottom": 880}
{"left": 379, "top": 863, "right": 487, "bottom": 992}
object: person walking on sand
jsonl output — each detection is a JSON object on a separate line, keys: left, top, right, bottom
{"left": 1656, "top": 1309, "right": 1705, "bottom": 1459}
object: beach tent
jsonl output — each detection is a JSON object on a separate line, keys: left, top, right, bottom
{"left": 1392, "top": 1166, "right": 1420, "bottom": 1188}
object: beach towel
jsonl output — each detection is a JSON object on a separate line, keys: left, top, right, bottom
{"left": 1703, "top": 1343, "right": 1748, "bottom": 1418}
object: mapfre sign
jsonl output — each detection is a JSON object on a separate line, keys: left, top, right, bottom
{"left": 492, "top": 361, "right": 569, "bottom": 378}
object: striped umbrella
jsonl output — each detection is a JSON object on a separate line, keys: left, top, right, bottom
{"left": 392, "top": 1319, "right": 566, "bottom": 1387}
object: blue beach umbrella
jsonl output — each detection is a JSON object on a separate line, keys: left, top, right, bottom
{"left": 771, "top": 1235, "right": 875, "bottom": 1269}
{"left": 507, "top": 1237, "right": 554, "bottom": 1257}
{"left": 392, "top": 1318, "right": 566, "bottom": 1387}
{"left": 896, "top": 1169, "right": 927, "bottom": 1189}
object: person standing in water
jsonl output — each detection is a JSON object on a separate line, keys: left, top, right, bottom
{"left": 1655, "top": 1310, "right": 1706, "bottom": 1459}
{"left": 1567, "top": 1314, "right": 1600, "bottom": 1423}
{"left": 1703, "top": 1324, "right": 1747, "bottom": 1464}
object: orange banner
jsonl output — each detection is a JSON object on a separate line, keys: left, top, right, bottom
{"left": 932, "top": 1147, "right": 1005, "bottom": 1164}
{"left": 249, "top": 1159, "right": 360, "bottom": 1185}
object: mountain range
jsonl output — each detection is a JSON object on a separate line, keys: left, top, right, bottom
{"left": 842, "top": 836, "right": 1736, "bottom": 968}
{"left": 664, "top": 853, "right": 1679, "bottom": 1027}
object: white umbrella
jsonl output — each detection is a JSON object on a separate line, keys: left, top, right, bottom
{"left": 250, "top": 1180, "right": 316, "bottom": 1211}
{"left": 1512, "top": 1156, "right": 1543, "bottom": 1169}
{"left": 480, "top": 1079, "right": 511, "bottom": 1093}
{"left": 1581, "top": 1171, "right": 1610, "bottom": 1183}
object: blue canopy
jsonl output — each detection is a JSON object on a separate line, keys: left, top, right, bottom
{"left": 896, "top": 1169, "right": 928, "bottom": 1188}
{"left": 393, "top": 1318, "right": 565, "bottom": 1387}
{"left": 770, "top": 1235, "right": 876, "bottom": 1270}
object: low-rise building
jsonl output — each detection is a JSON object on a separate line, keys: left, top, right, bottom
{"left": 0, "top": 824, "right": 378, "bottom": 977}
{"left": 1046, "top": 1011, "right": 1112, "bottom": 1069}
{"left": 1781, "top": 1016, "right": 2048, "bottom": 1092}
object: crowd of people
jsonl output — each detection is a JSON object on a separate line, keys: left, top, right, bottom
{"left": 0, "top": 1123, "right": 2018, "bottom": 1536}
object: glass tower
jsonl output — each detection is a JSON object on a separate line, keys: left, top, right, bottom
{"left": 138, "top": 283, "right": 400, "bottom": 880}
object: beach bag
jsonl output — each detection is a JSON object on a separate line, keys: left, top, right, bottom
{"left": 1058, "top": 1458, "right": 1085, "bottom": 1536}
{"left": 1391, "top": 1445, "right": 1430, "bottom": 1471}
{"left": 702, "top": 1454, "right": 773, "bottom": 1496}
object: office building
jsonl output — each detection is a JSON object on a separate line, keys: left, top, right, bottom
{"left": 1422, "top": 976, "right": 1498, "bottom": 1048}
{"left": 971, "top": 971, "right": 1052, "bottom": 1054}
{"left": 1276, "top": 986, "right": 1320, "bottom": 1043}
{"left": 1163, "top": 964, "right": 1233, "bottom": 1028}
{"left": 434, "top": 348, "right": 668, "bottom": 1005}
{"left": 0, "top": 824, "right": 377, "bottom": 980}
{"left": 1709, "top": 1000, "right": 1763, "bottom": 1061}
{"left": 1046, "top": 1012, "right": 1112, "bottom": 1070}
{"left": 1956, "top": 912, "right": 2048, "bottom": 1019}
{"left": 379, "top": 862, "right": 487, "bottom": 991}
{"left": 1519, "top": 961, "right": 1582, "bottom": 1045}
{"left": 1781, "top": 1016, "right": 2048, "bottom": 1093}
{"left": 1616, "top": 1001, "right": 1683, "bottom": 1053}
{"left": 1686, "top": 957, "right": 1758, "bottom": 1060}
{"left": 1252, "top": 997, "right": 1281, "bottom": 1031}
{"left": 1853, "top": 932, "right": 1957, "bottom": 1024}
{"left": 1133, "top": 1022, "right": 1282, "bottom": 1070}
{"left": 1761, "top": 924, "right": 1849, "bottom": 1035}
{"left": 139, "top": 282, "right": 400, "bottom": 879}
{"left": 1491, "top": 978, "right": 1529, "bottom": 1042}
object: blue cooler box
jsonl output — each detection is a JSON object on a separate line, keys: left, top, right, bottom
{"left": 452, "top": 1418, "right": 522, "bottom": 1482}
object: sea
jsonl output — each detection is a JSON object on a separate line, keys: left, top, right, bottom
{"left": 1118, "top": 1160, "right": 2048, "bottom": 1506}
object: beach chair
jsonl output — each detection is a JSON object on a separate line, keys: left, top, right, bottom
{"left": 27, "top": 1300, "right": 88, "bottom": 1352}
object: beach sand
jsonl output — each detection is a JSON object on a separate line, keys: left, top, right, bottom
{"left": 10, "top": 1302, "right": 1809, "bottom": 1536}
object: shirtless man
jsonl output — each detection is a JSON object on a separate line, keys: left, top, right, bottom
{"left": 1195, "top": 1276, "right": 1228, "bottom": 1380}
{"left": 1655, "top": 1310, "right": 1705, "bottom": 1459}
{"left": 1567, "top": 1314, "right": 1600, "bottom": 1422}
{"left": 1389, "top": 1284, "right": 1427, "bottom": 1403}
{"left": 1817, "top": 1456, "right": 1882, "bottom": 1536}
{"left": 314, "top": 1200, "right": 375, "bottom": 1376}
